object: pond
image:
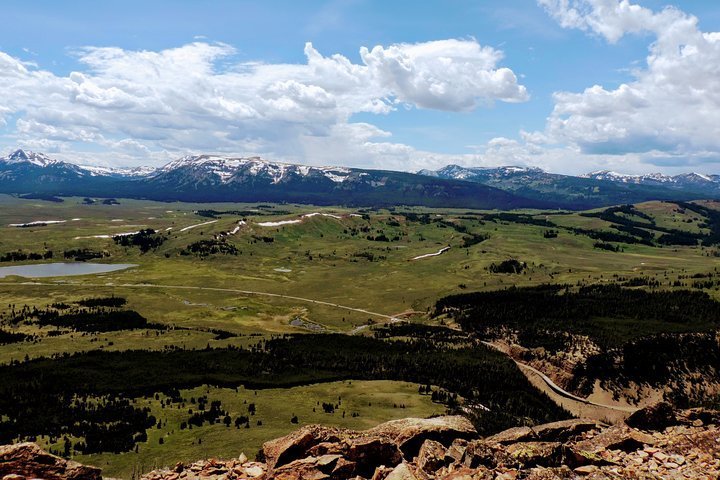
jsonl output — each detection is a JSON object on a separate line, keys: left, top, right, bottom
{"left": 0, "top": 263, "right": 137, "bottom": 279}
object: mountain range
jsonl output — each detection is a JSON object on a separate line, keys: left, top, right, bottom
{"left": 419, "top": 164, "right": 720, "bottom": 209}
{"left": 1, "top": 149, "right": 718, "bottom": 209}
{"left": 0, "top": 150, "right": 531, "bottom": 210}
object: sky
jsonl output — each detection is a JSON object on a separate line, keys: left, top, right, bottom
{"left": 1, "top": 0, "right": 720, "bottom": 175}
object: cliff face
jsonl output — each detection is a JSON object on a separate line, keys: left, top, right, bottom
{"left": 1, "top": 404, "right": 718, "bottom": 480}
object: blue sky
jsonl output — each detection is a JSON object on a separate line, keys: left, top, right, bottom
{"left": 1, "top": 0, "right": 720, "bottom": 174}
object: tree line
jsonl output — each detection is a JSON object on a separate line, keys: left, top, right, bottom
{"left": 0, "top": 333, "right": 570, "bottom": 456}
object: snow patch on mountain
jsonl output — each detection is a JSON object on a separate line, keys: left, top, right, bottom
{"left": 419, "top": 164, "right": 544, "bottom": 180}
{"left": 1, "top": 149, "right": 62, "bottom": 168}
{"left": 78, "top": 165, "right": 157, "bottom": 177}
{"left": 581, "top": 170, "right": 720, "bottom": 186}
{"left": 158, "top": 155, "right": 353, "bottom": 184}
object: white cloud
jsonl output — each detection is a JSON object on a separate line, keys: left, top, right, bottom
{"left": 537, "top": 0, "right": 720, "bottom": 167}
{"left": 0, "top": 38, "right": 527, "bottom": 169}
{"left": 359, "top": 39, "right": 528, "bottom": 110}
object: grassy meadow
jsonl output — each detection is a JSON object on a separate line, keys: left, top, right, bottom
{"left": 1, "top": 194, "right": 719, "bottom": 476}
{"left": 57, "top": 380, "right": 444, "bottom": 478}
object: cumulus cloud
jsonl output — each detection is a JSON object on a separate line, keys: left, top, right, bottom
{"left": 538, "top": 0, "right": 720, "bottom": 166}
{"left": 0, "top": 38, "right": 527, "bottom": 168}
{"left": 359, "top": 39, "right": 528, "bottom": 110}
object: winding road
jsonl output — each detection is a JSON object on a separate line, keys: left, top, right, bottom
{"left": 0, "top": 279, "right": 636, "bottom": 417}
{"left": 1, "top": 280, "right": 399, "bottom": 322}
{"left": 480, "top": 341, "right": 637, "bottom": 414}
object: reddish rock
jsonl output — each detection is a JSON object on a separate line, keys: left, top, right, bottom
{"left": 366, "top": 416, "right": 477, "bottom": 458}
{"left": 677, "top": 407, "right": 720, "bottom": 426}
{"left": 346, "top": 437, "right": 402, "bottom": 476}
{"left": 505, "top": 442, "right": 562, "bottom": 468}
{"left": 0, "top": 443, "right": 101, "bottom": 480}
{"left": 444, "top": 439, "right": 468, "bottom": 464}
{"left": 461, "top": 440, "right": 510, "bottom": 469}
{"left": 385, "top": 462, "right": 418, "bottom": 480}
{"left": 485, "top": 426, "right": 535, "bottom": 444}
{"left": 438, "top": 466, "right": 493, "bottom": 479}
{"left": 528, "top": 419, "right": 600, "bottom": 442}
{"left": 572, "top": 425, "right": 655, "bottom": 454}
{"left": 416, "top": 439, "right": 447, "bottom": 473}
{"left": 262, "top": 416, "right": 474, "bottom": 473}
{"left": 625, "top": 402, "right": 677, "bottom": 431}
{"left": 261, "top": 425, "right": 343, "bottom": 468}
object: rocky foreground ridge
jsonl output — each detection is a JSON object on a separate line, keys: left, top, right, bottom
{"left": 1, "top": 403, "right": 718, "bottom": 480}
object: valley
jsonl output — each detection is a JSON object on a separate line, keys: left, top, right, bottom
{"left": 0, "top": 193, "right": 719, "bottom": 477}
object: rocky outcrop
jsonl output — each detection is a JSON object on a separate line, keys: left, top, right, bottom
{"left": 141, "top": 406, "right": 720, "bottom": 480}
{"left": 2, "top": 405, "right": 719, "bottom": 479}
{"left": 0, "top": 442, "right": 101, "bottom": 480}
{"left": 259, "top": 416, "right": 476, "bottom": 478}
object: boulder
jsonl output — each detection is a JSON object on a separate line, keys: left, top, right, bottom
{"left": 346, "top": 437, "right": 403, "bottom": 476}
{"left": 625, "top": 402, "right": 677, "bottom": 431}
{"left": 272, "top": 454, "right": 355, "bottom": 480}
{"left": 416, "top": 439, "right": 447, "bottom": 473}
{"left": 371, "top": 466, "right": 394, "bottom": 480}
{"left": 522, "top": 466, "right": 575, "bottom": 479}
{"left": 262, "top": 416, "right": 475, "bottom": 471}
{"left": 485, "top": 426, "right": 535, "bottom": 444}
{"left": 505, "top": 442, "right": 563, "bottom": 468}
{"left": 460, "top": 440, "right": 510, "bottom": 469}
{"left": 329, "top": 457, "right": 357, "bottom": 480}
{"left": 444, "top": 439, "right": 468, "bottom": 465}
{"left": 572, "top": 425, "right": 655, "bottom": 454}
{"left": 385, "top": 462, "right": 419, "bottom": 480}
{"left": 273, "top": 457, "right": 331, "bottom": 480}
{"left": 0, "top": 443, "right": 101, "bottom": 480}
{"left": 366, "top": 416, "right": 477, "bottom": 458}
{"left": 676, "top": 407, "right": 720, "bottom": 426}
{"left": 261, "top": 425, "right": 343, "bottom": 468}
{"left": 529, "top": 419, "right": 600, "bottom": 442}
{"left": 438, "top": 466, "right": 493, "bottom": 479}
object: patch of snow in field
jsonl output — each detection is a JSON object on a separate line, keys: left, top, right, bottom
{"left": 412, "top": 246, "right": 450, "bottom": 261}
{"left": 111, "top": 219, "right": 124, "bottom": 222}
{"left": 349, "top": 214, "right": 364, "bottom": 217}
{"left": 179, "top": 220, "right": 218, "bottom": 232}
{"left": 257, "top": 220, "right": 301, "bottom": 227}
{"left": 302, "top": 212, "right": 342, "bottom": 219}
{"left": 165, "top": 227, "right": 173, "bottom": 231}
{"left": 228, "top": 221, "right": 246, "bottom": 235}
{"left": 71, "top": 218, "right": 81, "bottom": 221}
{"left": 9, "top": 220, "right": 67, "bottom": 227}
{"left": 274, "top": 268, "right": 292, "bottom": 273}
{"left": 74, "top": 231, "right": 139, "bottom": 240}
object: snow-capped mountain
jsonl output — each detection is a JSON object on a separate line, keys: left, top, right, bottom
{"left": 78, "top": 164, "right": 157, "bottom": 178}
{"left": 154, "top": 155, "right": 355, "bottom": 185}
{"left": 2, "top": 149, "right": 62, "bottom": 168}
{"left": 143, "top": 154, "right": 535, "bottom": 208}
{"left": 420, "top": 164, "right": 720, "bottom": 208}
{"left": 0, "top": 150, "right": 535, "bottom": 209}
{"left": 581, "top": 170, "right": 720, "bottom": 188}
{"left": 418, "top": 165, "right": 545, "bottom": 182}
{"left": 2, "top": 149, "right": 719, "bottom": 209}
{"left": 0, "top": 149, "right": 88, "bottom": 186}
{"left": 0, "top": 149, "right": 156, "bottom": 179}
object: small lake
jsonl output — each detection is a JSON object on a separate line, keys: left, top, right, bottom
{"left": 0, "top": 263, "right": 137, "bottom": 279}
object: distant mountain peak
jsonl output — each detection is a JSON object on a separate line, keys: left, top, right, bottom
{"left": 157, "top": 154, "right": 354, "bottom": 185}
{"left": 418, "top": 164, "right": 545, "bottom": 181}
{"left": 3, "top": 149, "right": 58, "bottom": 168}
{"left": 77, "top": 164, "right": 158, "bottom": 178}
{"left": 580, "top": 170, "right": 719, "bottom": 186}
